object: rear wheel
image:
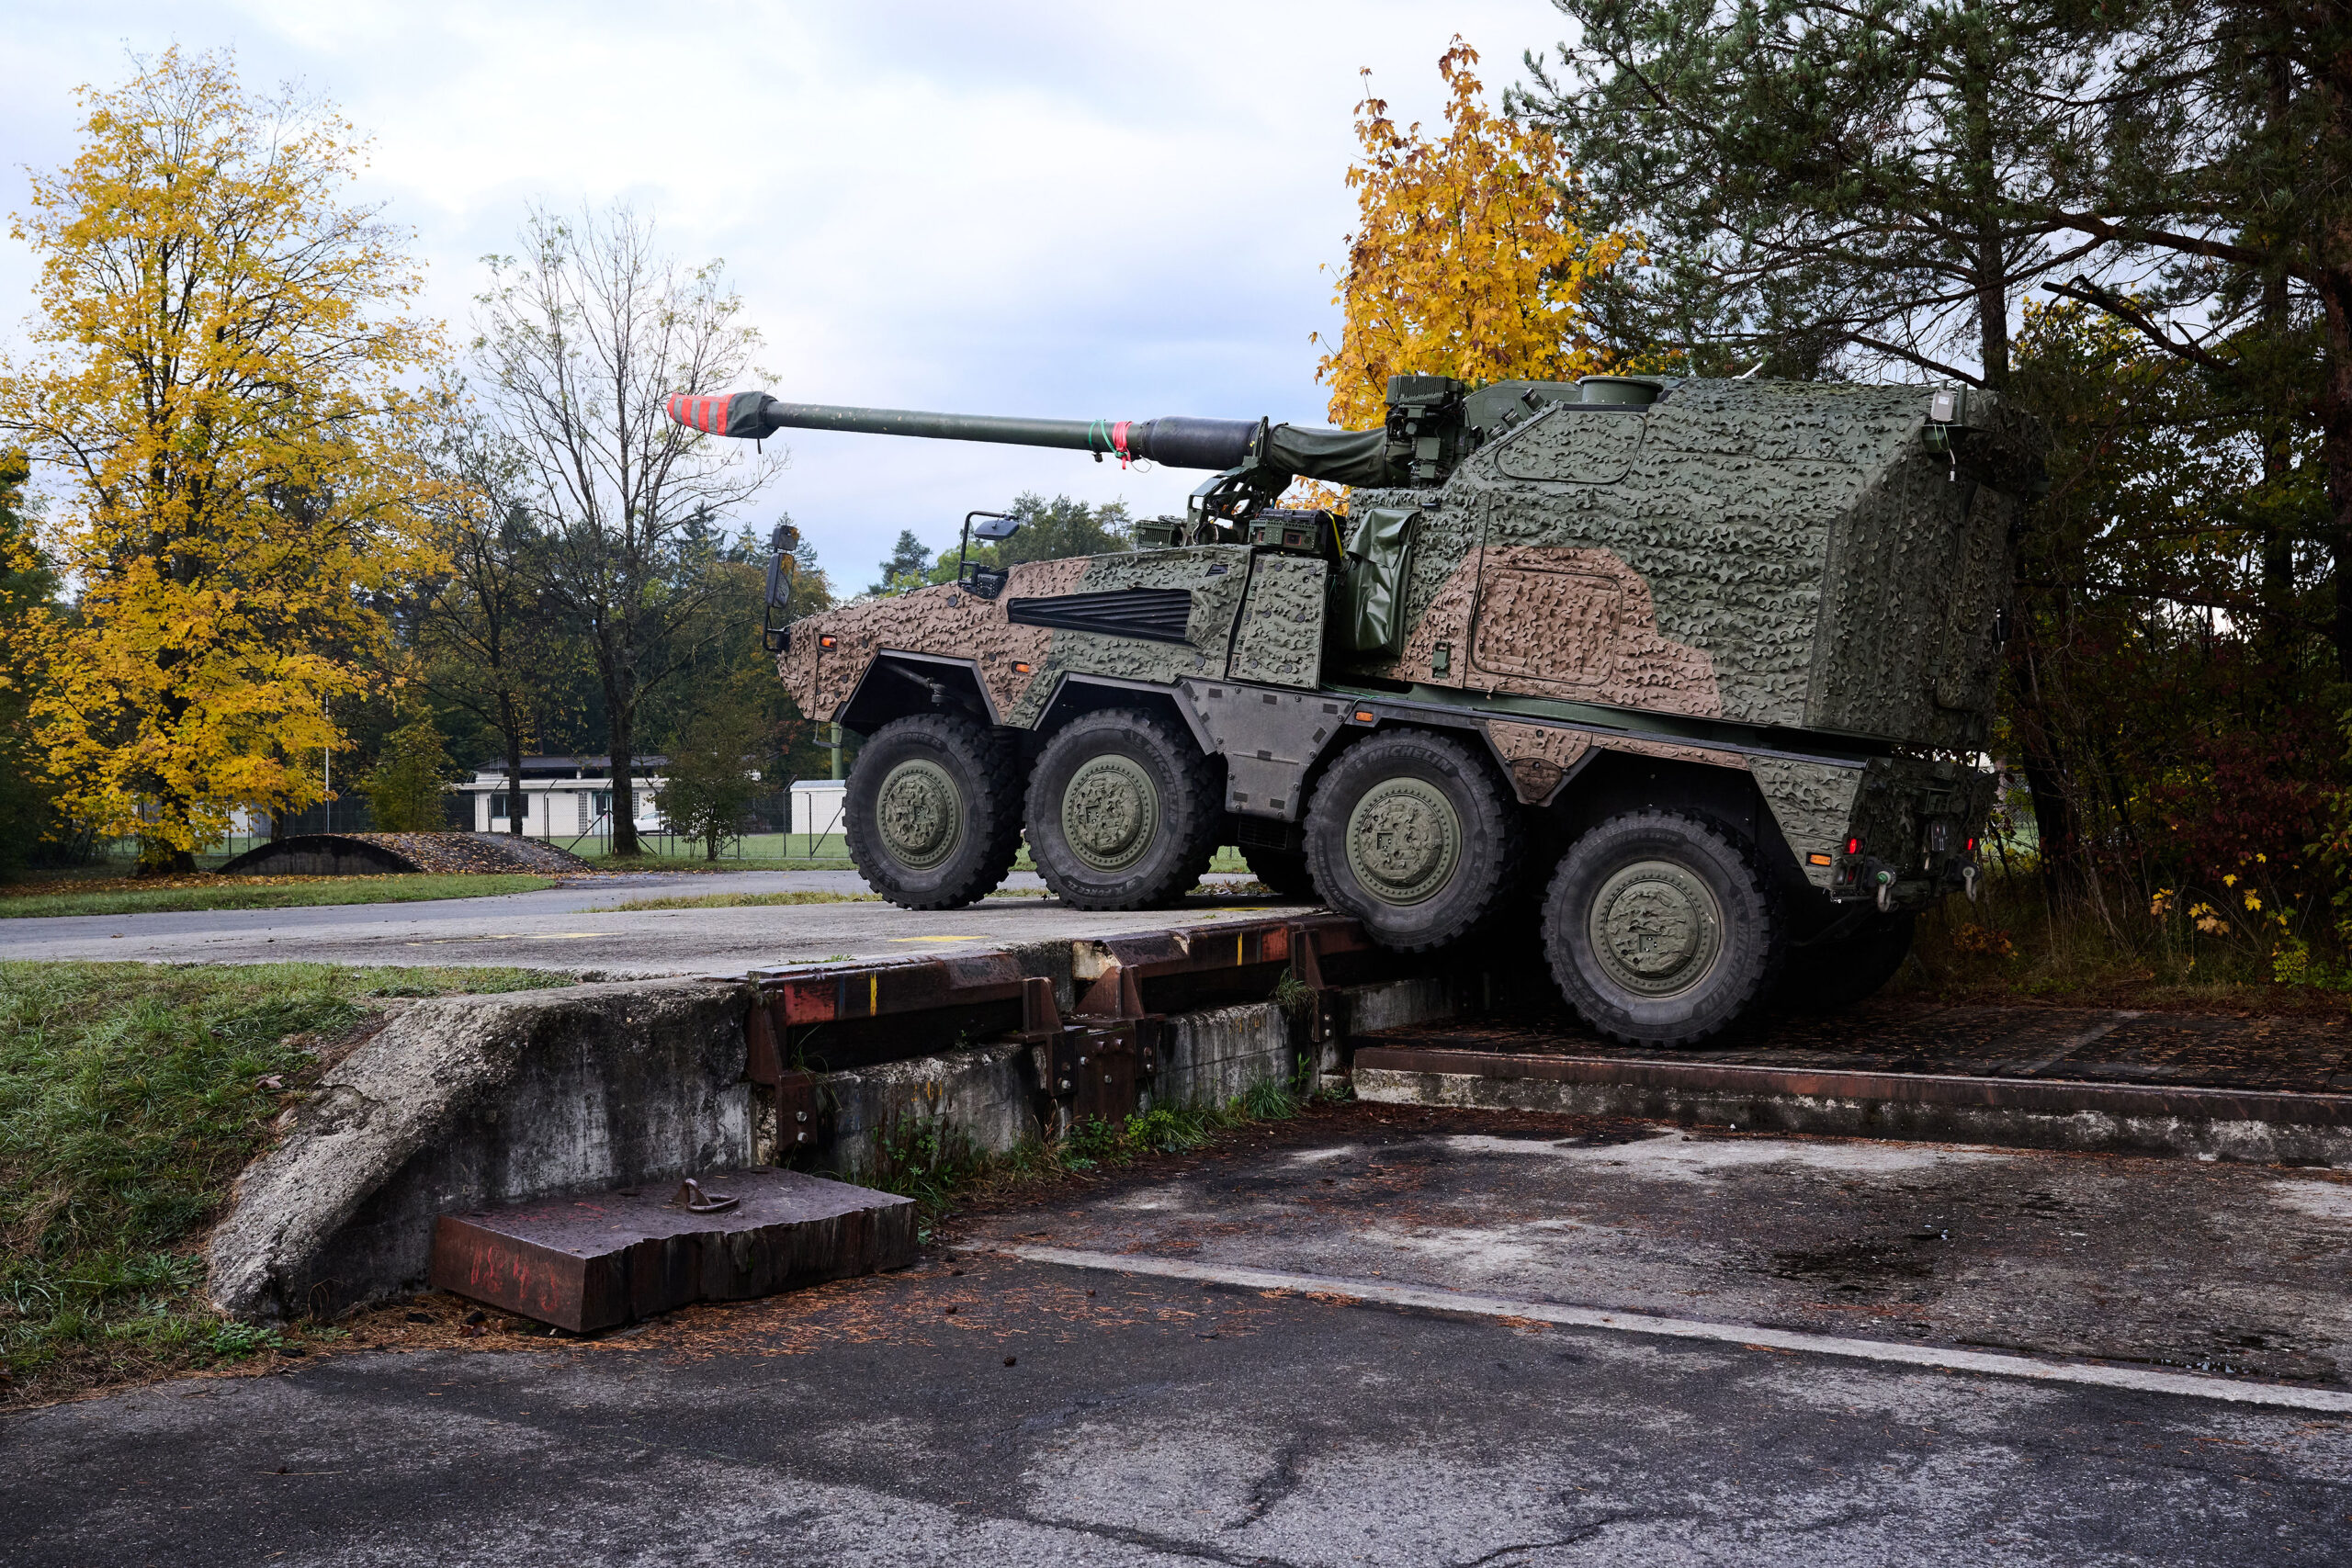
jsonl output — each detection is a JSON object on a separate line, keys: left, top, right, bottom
{"left": 1777, "top": 910, "right": 1915, "bottom": 1011}
{"left": 1542, "top": 810, "right": 1783, "bottom": 1046}
{"left": 844, "top": 714, "right": 1023, "bottom": 909}
{"left": 1303, "top": 728, "right": 1521, "bottom": 951}
{"left": 1025, "top": 709, "right": 1222, "bottom": 909}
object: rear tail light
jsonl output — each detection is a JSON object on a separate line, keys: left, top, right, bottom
{"left": 1845, "top": 836, "right": 1860, "bottom": 855}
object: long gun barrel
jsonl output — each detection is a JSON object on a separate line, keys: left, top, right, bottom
{"left": 669, "top": 391, "right": 1260, "bottom": 470}
{"left": 665, "top": 390, "right": 1393, "bottom": 484}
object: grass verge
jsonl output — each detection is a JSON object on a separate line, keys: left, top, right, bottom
{"left": 0, "top": 961, "right": 575, "bottom": 1408}
{"left": 0, "top": 874, "right": 555, "bottom": 919}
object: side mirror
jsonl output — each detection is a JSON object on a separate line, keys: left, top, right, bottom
{"left": 957, "top": 510, "right": 1022, "bottom": 598}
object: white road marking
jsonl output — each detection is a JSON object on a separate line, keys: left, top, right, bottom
{"left": 1003, "top": 1246, "right": 2352, "bottom": 1415}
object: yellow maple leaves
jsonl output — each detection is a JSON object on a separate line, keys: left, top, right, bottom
{"left": 1313, "top": 39, "right": 1632, "bottom": 432}
{"left": 0, "top": 49, "right": 447, "bottom": 867}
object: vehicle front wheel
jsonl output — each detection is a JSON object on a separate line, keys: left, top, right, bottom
{"left": 843, "top": 714, "right": 1023, "bottom": 909}
{"left": 1303, "top": 728, "right": 1521, "bottom": 951}
{"left": 1542, "top": 810, "right": 1783, "bottom": 1046}
{"left": 1025, "top": 708, "right": 1222, "bottom": 909}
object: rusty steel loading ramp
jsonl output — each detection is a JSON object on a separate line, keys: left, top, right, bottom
{"left": 425, "top": 911, "right": 1450, "bottom": 1331}
{"left": 1353, "top": 1005, "right": 2352, "bottom": 1167}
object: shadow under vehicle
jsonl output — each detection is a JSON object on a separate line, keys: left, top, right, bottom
{"left": 667, "top": 372, "right": 2044, "bottom": 1046}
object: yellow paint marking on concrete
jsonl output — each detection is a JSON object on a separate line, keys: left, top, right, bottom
{"left": 526, "top": 932, "right": 621, "bottom": 940}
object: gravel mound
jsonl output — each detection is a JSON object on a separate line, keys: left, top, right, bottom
{"left": 216, "top": 832, "right": 597, "bottom": 877}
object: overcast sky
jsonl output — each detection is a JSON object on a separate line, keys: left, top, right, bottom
{"left": 1, "top": 0, "right": 1573, "bottom": 589}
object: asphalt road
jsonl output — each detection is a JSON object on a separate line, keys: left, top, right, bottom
{"left": 0, "top": 870, "right": 1297, "bottom": 976}
{"left": 10, "top": 1105, "right": 2349, "bottom": 1565}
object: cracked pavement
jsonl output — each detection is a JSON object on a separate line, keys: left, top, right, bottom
{"left": 8, "top": 1104, "right": 2350, "bottom": 1564}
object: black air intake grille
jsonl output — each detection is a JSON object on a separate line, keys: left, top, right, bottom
{"left": 1006, "top": 588, "right": 1194, "bottom": 644}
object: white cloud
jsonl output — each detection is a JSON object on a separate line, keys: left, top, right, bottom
{"left": 0, "top": 0, "right": 1568, "bottom": 578}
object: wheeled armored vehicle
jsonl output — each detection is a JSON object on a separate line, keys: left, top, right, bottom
{"left": 667, "top": 370, "right": 2043, "bottom": 1044}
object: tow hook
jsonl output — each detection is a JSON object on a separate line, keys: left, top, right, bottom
{"left": 1874, "top": 867, "right": 1897, "bottom": 913}
{"left": 1960, "top": 864, "right": 1980, "bottom": 903}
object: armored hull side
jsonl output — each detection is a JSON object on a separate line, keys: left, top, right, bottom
{"left": 1340, "top": 378, "right": 2039, "bottom": 751}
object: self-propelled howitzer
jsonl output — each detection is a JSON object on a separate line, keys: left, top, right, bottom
{"left": 669, "top": 372, "right": 2046, "bottom": 1047}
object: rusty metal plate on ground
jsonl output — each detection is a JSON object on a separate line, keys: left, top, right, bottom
{"left": 429, "top": 1168, "right": 916, "bottom": 1333}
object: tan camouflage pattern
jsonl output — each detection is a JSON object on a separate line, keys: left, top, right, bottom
{"left": 1484, "top": 719, "right": 1593, "bottom": 805}
{"left": 776, "top": 556, "right": 1083, "bottom": 723}
{"left": 1385, "top": 545, "right": 1723, "bottom": 716}
{"left": 775, "top": 546, "right": 1259, "bottom": 728}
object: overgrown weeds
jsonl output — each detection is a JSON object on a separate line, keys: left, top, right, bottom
{"left": 0, "top": 961, "right": 571, "bottom": 1406}
{"left": 1894, "top": 868, "right": 2352, "bottom": 1011}
{"left": 865, "top": 1077, "right": 1317, "bottom": 1242}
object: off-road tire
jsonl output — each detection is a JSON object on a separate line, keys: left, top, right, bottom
{"left": 1025, "top": 708, "right": 1222, "bottom": 910}
{"left": 1543, "top": 810, "right": 1784, "bottom": 1046}
{"left": 1245, "top": 847, "right": 1320, "bottom": 901}
{"left": 1303, "top": 728, "right": 1521, "bottom": 952}
{"left": 1777, "top": 910, "right": 1915, "bottom": 1012}
{"left": 843, "top": 714, "right": 1023, "bottom": 910}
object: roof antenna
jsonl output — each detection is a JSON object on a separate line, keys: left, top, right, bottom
{"left": 1736, "top": 360, "right": 1766, "bottom": 379}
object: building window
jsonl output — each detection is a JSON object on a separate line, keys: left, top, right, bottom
{"left": 593, "top": 790, "right": 612, "bottom": 818}
{"left": 490, "top": 791, "right": 526, "bottom": 821}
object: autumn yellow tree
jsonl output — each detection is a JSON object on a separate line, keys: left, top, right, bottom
{"left": 1314, "top": 39, "right": 1632, "bottom": 430}
{"left": 0, "top": 49, "right": 445, "bottom": 870}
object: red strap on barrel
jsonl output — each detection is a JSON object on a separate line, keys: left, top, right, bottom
{"left": 1112, "top": 421, "right": 1131, "bottom": 469}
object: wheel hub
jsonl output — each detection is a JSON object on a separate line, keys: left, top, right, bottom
{"left": 1589, "top": 858, "right": 1722, "bottom": 998}
{"left": 876, "top": 759, "right": 963, "bottom": 870}
{"left": 1061, "top": 754, "right": 1159, "bottom": 874}
{"left": 1343, "top": 778, "right": 1460, "bottom": 906}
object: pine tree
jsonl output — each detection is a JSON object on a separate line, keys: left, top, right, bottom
{"left": 868, "top": 529, "right": 933, "bottom": 595}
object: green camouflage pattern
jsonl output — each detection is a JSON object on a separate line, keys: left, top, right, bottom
{"left": 774, "top": 377, "right": 2040, "bottom": 909}
{"left": 1346, "top": 378, "right": 2040, "bottom": 751}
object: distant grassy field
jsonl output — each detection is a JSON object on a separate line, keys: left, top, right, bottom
{"left": 0, "top": 962, "right": 574, "bottom": 1407}
{"left": 0, "top": 873, "right": 554, "bottom": 919}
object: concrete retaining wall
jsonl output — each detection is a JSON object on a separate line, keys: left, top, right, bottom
{"left": 209, "top": 979, "right": 754, "bottom": 1322}
{"left": 815, "top": 982, "right": 1451, "bottom": 1181}
{"left": 208, "top": 969, "right": 1462, "bottom": 1321}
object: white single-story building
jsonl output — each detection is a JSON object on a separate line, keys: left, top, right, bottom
{"left": 788, "top": 779, "right": 847, "bottom": 840}
{"left": 459, "top": 756, "right": 671, "bottom": 839}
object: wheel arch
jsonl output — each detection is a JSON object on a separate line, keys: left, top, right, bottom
{"left": 839, "top": 652, "right": 997, "bottom": 736}
{"left": 1034, "top": 674, "right": 1215, "bottom": 754}
{"left": 1542, "top": 750, "right": 1821, "bottom": 917}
